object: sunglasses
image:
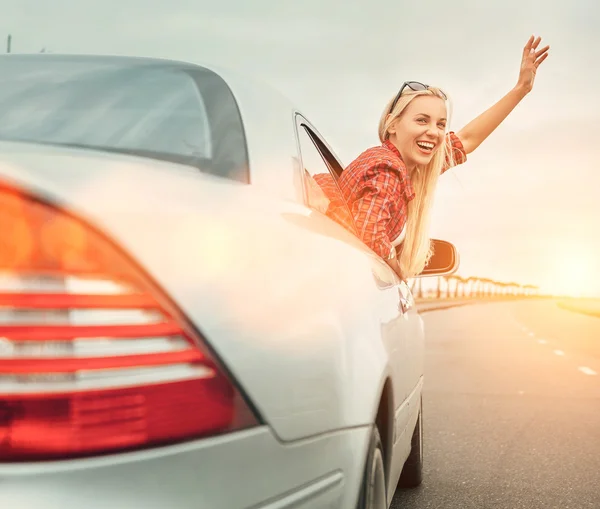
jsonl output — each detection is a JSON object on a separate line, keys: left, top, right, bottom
{"left": 389, "top": 81, "right": 448, "bottom": 113}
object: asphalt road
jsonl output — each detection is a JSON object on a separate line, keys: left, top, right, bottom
{"left": 391, "top": 299, "right": 600, "bottom": 509}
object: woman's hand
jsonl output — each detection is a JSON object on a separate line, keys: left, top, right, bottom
{"left": 517, "top": 35, "right": 550, "bottom": 94}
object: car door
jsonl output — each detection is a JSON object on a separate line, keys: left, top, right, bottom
{"left": 399, "top": 280, "right": 424, "bottom": 401}
{"left": 294, "top": 114, "right": 416, "bottom": 435}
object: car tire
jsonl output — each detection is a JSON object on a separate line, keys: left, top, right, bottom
{"left": 397, "top": 397, "right": 423, "bottom": 489}
{"left": 357, "top": 426, "right": 387, "bottom": 509}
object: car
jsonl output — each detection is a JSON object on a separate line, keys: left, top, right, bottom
{"left": 0, "top": 54, "right": 459, "bottom": 509}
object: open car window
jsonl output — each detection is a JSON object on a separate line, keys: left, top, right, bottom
{"left": 296, "top": 121, "right": 357, "bottom": 235}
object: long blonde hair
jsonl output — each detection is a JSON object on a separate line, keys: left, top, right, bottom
{"left": 378, "top": 86, "right": 455, "bottom": 278}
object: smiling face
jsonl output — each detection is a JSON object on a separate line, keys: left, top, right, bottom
{"left": 387, "top": 95, "right": 447, "bottom": 171}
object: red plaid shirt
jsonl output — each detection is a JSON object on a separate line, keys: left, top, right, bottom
{"left": 315, "top": 132, "right": 466, "bottom": 259}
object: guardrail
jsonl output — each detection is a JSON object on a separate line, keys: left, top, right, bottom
{"left": 411, "top": 275, "right": 543, "bottom": 313}
{"left": 410, "top": 275, "right": 541, "bottom": 300}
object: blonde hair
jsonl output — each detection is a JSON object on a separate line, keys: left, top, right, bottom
{"left": 378, "top": 86, "right": 455, "bottom": 278}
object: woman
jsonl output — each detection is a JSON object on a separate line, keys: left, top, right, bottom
{"left": 338, "top": 35, "right": 550, "bottom": 279}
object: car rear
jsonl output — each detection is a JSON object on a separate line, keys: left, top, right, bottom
{"left": 0, "top": 55, "right": 371, "bottom": 508}
{"left": 0, "top": 174, "right": 371, "bottom": 509}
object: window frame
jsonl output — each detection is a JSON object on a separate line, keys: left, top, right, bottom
{"left": 294, "top": 113, "right": 357, "bottom": 233}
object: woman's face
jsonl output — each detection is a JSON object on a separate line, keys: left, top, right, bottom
{"left": 387, "top": 95, "right": 447, "bottom": 170}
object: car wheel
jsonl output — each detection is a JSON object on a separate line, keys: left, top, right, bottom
{"left": 397, "top": 397, "right": 423, "bottom": 489}
{"left": 357, "top": 426, "right": 387, "bottom": 509}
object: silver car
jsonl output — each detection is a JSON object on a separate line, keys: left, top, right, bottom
{"left": 0, "top": 54, "right": 458, "bottom": 509}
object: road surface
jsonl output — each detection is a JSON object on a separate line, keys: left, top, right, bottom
{"left": 392, "top": 299, "right": 600, "bottom": 508}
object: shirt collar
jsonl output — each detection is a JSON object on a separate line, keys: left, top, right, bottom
{"left": 383, "top": 139, "right": 403, "bottom": 161}
{"left": 382, "top": 140, "right": 415, "bottom": 202}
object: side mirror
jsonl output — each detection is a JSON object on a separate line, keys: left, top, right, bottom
{"left": 416, "top": 239, "right": 460, "bottom": 277}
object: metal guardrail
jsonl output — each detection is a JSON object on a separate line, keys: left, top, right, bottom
{"left": 410, "top": 275, "right": 541, "bottom": 300}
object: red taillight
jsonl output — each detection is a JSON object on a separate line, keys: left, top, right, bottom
{"left": 0, "top": 182, "right": 258, "bottom": 461}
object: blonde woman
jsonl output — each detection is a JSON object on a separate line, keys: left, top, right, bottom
{"left": 338, "top": 36, "right": 549, "bottom": 279}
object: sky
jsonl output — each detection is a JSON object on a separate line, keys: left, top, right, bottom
{"left": 2, "top": 0, "right": 599, "bottom": 296}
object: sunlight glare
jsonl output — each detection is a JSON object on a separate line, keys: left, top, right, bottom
{"left": 548, "top": 245, "right": 596, "bottom": 297}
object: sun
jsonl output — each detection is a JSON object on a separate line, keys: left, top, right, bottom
{"left": 548, "top": 245, "right": 597, "bottom": 297}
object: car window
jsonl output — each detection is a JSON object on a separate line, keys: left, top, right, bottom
{"left": 297, "top": 123, "right": 356, "bottom": 235}
{"left": 0, "top": 57, "right": 249, "bottom": 183}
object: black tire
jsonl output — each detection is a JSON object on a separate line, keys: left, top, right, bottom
{"left": 397, "top": 398, "right": 423, "bottom": 489}
{"left": 357, "top": 426, "right": 387, "bottom": 509}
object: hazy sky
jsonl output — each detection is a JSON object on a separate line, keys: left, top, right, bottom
{"left": 2, "top": 0, "right": 599, "bottom": 296}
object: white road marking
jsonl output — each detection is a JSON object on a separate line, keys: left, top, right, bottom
{"left": 538, "top": 339, "right": 547, "bottom": 344}
{"left": 554, "top": 349, "right": 565, "bottom": 356}
{"left": 578, "top": 367, "right": 597, "bottom": 376}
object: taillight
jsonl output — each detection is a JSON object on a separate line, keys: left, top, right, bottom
{"left": 0, "top": 181, "right": 259, "bottom": 461}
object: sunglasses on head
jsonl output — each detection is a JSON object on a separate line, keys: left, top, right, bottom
{"left": 389, "top": 81, "right": 448, "bottom": 113}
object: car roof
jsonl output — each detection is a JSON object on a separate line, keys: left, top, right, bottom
{"left": 0, "top": 53, "right": 219, "bottom": 69}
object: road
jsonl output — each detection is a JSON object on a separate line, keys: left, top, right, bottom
{"left": 391, "top": 299, "right": 600, "bottom": 509}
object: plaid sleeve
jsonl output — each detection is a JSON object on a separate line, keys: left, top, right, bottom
{"left": 442, "top": 131, "right": 467, "bottom": 173}
{"left": 312, "top": 173, "right": 357, "bottom": 234}
{"left": 351, "top": 163, "right": 398, "bottom": 259}
{"left": 305, "top": 171, "right": 331, "bottom": 213}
